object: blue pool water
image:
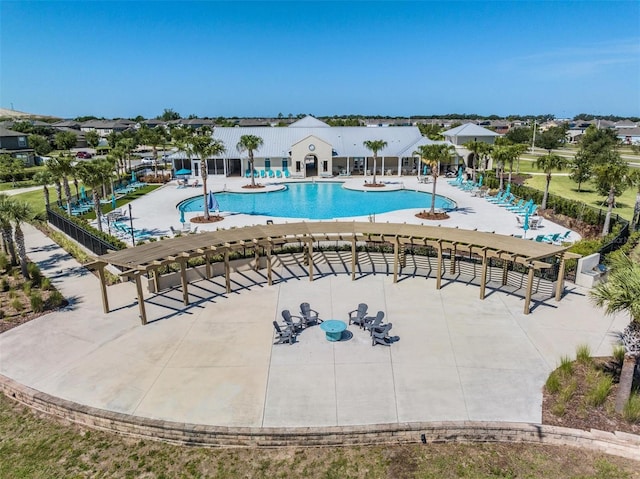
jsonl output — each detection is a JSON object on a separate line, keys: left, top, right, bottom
{"left": 179, "top": 182, "right": 455, "bottom": 219}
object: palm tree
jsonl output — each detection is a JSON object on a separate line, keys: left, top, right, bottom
{"left": 592, "top": 156, "right": 629, "bottom": 237}
{"left": 414, "top": 144, "right": 454, "bottom": 214}
{"left": 590, "top": 253, "right": 640, "bottom": 413}
{"left": 8, "top": 200, "right": 34, "bottom": 279}
{"left": 535, "top": 153, "right": 568, "bottom": 210}
{"left": 237, "top": 135, "right": 264, "bottom": 187}
{"left": 76, "top": 160, "right": 114, "bottom": 232}
{"left": 363, "top": 140, "right": 388, "bottom": 185}
{"left": 172, "top": 126, "right": 194, "bottom": 174}
{"left": 47, "top": 155, "right": 74, "bottom": 215}
{"left": 462, "top": 140, "right": 483, "bottom": 182}
{"left": 191, "top": 136, "right": 226, "bottom": 220}
{"left": 33, "top": 170, "right": 53, "bottom": 210}
{"left": 0, "top": 195, "right": 17, "bottom": 265}
{"left": 628, "top": 169, "right": 640, "bottom": 232}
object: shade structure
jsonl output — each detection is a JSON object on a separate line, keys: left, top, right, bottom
{"left": 208, "top": 191, "right": 219, "bottom": 212}
{"left": 111, "top": 193, "right": 116, "bottom": 210}
{"left": 176, "top": 168, "right": 192, "bottom": 176}
{"left": 180, "top": 209, "right": 185, "bottom": 223}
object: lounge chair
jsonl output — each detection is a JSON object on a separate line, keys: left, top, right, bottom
{"left": 348, "top": 303, "right": 368, "bottom": 327}
{"left": 245, "top": 169, "right": 251, "bottom": 178}
{"left": 275, "top": 170, "right": 282, "bottom": 178}
{"left": 273, "top": 321, "right": 296, "bottom": 345}
{"left": 281, "top": 310, "right": 304, "bottom": 332}
{"left": 543, "top": 233, "right": 561, "bottom": 243}
{"left": 300, "top": 302, "right": 321, "bottom": 326}
{"left": 363, "top": 311, "right": 385, "bottom": 335}
{"left": 372, "top": 323, "right": 393, "bottom": 347}
{"left": 505, "top": 199, "right": 524, "bottom": 211}
{"left": 260, "top": 170, "right": 266, "bottom": 178}
{"left": 486, "top": 191, "right": 505, "bottom": 203}
{"left": 268, "top": 170, "right": 275, "bottom": 178}
{"left": 169, "top": 226, "right": 180, "bottom": 236}
{"left": 284, "top": 170, "right": 290, "bottom": 178}
{"left": 191, "top": 179, "right": 200, "bottom": 187}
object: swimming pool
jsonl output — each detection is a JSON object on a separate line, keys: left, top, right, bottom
{"left": 178, "top": 182, "right": 456, "bottom": 220}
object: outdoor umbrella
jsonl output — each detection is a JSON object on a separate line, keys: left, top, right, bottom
{"left": 176, "top": 168, "right": 192, "bottom": 176}
{"left": 523, "top": 209, "right": 530, "bottom": 239}
{"left": 111, "top": 193, "right": 116, "bottom": 210}
{"left": 208, "top": 191, "right": 220, "bottom": 212}
{"left": 477, "top": 175, "right": 483, "bottom": 187}
{"left": 80, "top": 185, "right": 86, "bottom": 200}
{"left": 505, "top": 183, "right": 511, "bottom": 196}
{"left": 131, "top": 170, "right": 137, "bottom": 182}
{"left": 180, "top": 209, "right": 185, "bottom": 223}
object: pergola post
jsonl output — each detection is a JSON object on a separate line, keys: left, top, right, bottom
{"left": 134, "top": 272, "right": 147, "bottom": 325}
{"left": 555, "top": 254, "right": 567, "bottom": 301}
{"left": 205, "top": 254, "right": 211, "bottom": 279}
{"left": 393, "top": 237, "right": 399, "bottom": 283}
{"left": 254, "top": 242, "right": 260, "bottom": 272}
{"left": 351, "top": 234, "right": 357, "bottom": 281}
{"left": 479, "top": 248, "right": 488, "bottom": 299}
{"left": 524, "top": 265, "right": 535, "bottom": 315}
{"left": 436, "top": 240, "right": 443, "bottom": 290}
{"left": 94, "top": 262, "right": 109, "bottom": 314}
{"left": 224, "top": 249, "right": 231, "bottom": 293}
{"left": 266, "top": 242, "right": 273, "bottom": 286}
{"left": 151, "top": 268, "right": 160, "bottom": 294}
{"left": 502, "top": 258, "right": 509, "bottom": 286}
{"left": 308, "top": 238, "right": 314, "bottom": 281}
{"left": 450, "top": 243, "right": 457, "bottom": 274}
{"left": 179, "top": 259, "right": 189, "bottom": 306}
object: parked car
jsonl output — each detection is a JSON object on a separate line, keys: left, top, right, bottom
{"left": 141, "top": 157, "right": 158, "bottom": 165}
{"left": 76, "top": 151, "right": 93, "bottom": 159}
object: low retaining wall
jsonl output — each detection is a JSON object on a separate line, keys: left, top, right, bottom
{"left": 2, "top": 374, "right": 638, "bottom": 460}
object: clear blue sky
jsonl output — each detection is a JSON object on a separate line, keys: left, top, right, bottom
{"left": 2, "top": 1, "right": 639, "bottom": 119}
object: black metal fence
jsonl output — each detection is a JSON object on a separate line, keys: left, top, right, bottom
{"left": 46, "top": 207, "right": 122, "bottom": 256}
{"left": 599, "top": 221, "right": 631, "bottom": 255}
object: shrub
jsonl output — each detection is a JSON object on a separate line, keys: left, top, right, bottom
{"left": 0, "top": 253, "right": 8, "bottom": 272}
{"left": 0, "top": 309, "right": 4, "bottom": 319}
{"left": 30, "top": 292, "right": 44, "bottom": 313}
{"left": 585, "top": 375, "right": 613, "bottom": 407}
{"left": 623, "top": 393, "right": 640, "bottom": 423}
{"left": 22, "top": 281, "right": 32, "bottom": 296}
{"left": 48, "top": 290, "right": 65, "bottom": 308}
{"left": 545, "top": 371, "right": 561, "bottom": 394}
{"left": 613, "top": 345, "right": 626, "bottom": 366}
{"left": 41, "top": 277, "right": 51, "bottom": 291}
{"left": 0, "top": 278, "right": 8, "bottom": 292}
{"left": 11, "top": 298, "right": 24, "bottom": 311}
{"left": 27, "top": 263, "right": 42, "bottom": 286}
{"left": 559, "top": 379, "right": 577, "bottom": 403}
{"left": 551, "top": 401, "right": 567, "bottom": 416}
{"left": 576, "top": 344, "right": 592, "bottom": 364}
{"left": 558, "top": 355, "right": 574, "bottom": 376}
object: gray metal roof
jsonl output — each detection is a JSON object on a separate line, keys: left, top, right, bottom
{"left": 443, "top": 123, "right": 501, "bottom": 137}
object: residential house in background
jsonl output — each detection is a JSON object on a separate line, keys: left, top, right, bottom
{"left": 442, "top": 123, "right": 501, "bottom": 171}
{"left": 0, "top": 125, "right": 36, "bottom": 166}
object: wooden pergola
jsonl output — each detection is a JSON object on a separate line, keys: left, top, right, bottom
{"left": 89, "top": 222, "right": 577, "bottom": 325}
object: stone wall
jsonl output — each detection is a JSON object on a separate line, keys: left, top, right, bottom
{"left": 2, "top": 374, "right": 638, "bottom": 460}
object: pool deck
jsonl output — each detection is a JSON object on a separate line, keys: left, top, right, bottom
{"left": 121, "top": 175, "right": 581, "bottom": 242}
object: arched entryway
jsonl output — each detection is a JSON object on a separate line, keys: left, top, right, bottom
{"left": 305, "top": 154, "right": 318, "bottom": 176}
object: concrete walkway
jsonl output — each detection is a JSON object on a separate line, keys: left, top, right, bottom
{"left": 0, "top": 223, "right": 627, "bottom": 428}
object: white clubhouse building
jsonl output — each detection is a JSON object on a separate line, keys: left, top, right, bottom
{"left": 171, "top": 116, "right": 464, "bottom": 178}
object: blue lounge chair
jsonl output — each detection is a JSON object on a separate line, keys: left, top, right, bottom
{"left": 260, "top": 170, "right": 266, "bottom": 178}
{"left": 268, "top": 170, "right": 275, "bottom": 178}
{"left": 284, "top": 170, "right": 290, "bottom": 178}
{"left": 486, "top": 191, "right": 505, "bottom": 203}
{"left": 245, "top": 169, "right": 251, "bottom": 178}
{"left": 505, "top": 199, "right": 524, "bottom": 211}
{"left": 275, "top": 170, "right": 282, "bottom": 178}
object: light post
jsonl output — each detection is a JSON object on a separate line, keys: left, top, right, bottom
{"left": 128, "top": 203, "right": 135, "bottom": 245}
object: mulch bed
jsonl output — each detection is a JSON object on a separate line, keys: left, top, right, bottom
{"left": 415, "top": 211, "right": 450, "bottom": 220}
{"left": 363, "top": 183, "right": 386, "bottom": 188}
{"left": 190, "top": 215, "right": 224, "bottom": 224}
{"left": 241, "top": 184, "right": 266, "bottom": 189}
{"left": 542, "top": 357, "right": 640, "bottom": 435}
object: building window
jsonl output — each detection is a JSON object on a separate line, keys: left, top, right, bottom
{"left": 18, "top": 136, "right": 27, "bottom": 147}
{"left": 265, "top": 158, "right": 271, "bottom": 169}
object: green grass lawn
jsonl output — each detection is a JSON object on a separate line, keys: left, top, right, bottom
{"left": 0, "top": 394, "right": 637, "bottom": 479}
{"left": 524, "top": 174, "right": 636, "bottom": 220}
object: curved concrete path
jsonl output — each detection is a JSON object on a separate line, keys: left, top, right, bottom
{"left": 0, "top": 224, "right": 626, "bottom": 429}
